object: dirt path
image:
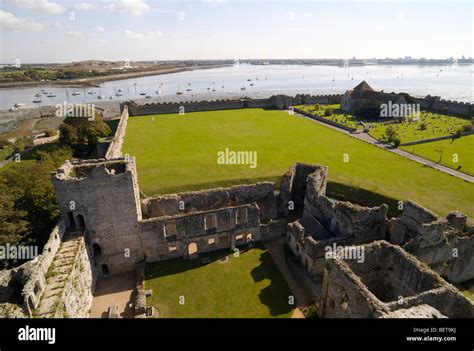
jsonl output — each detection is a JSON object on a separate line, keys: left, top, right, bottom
{"left": 90, "top": 271, "right": 136, "bottom": 318}
{"left": 264, "top": 237, "right": 313, "bottom": 318}
{"left": 295, "top": 112, "right": 474, "bottom": 183}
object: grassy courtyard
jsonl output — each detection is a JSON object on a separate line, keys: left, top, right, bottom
{"left": 123, "top": 108, "right": 473, "bottom": 219}
{"left": 401, "top": 135, "right": 474, "bottom": 176}
{"left": 295, "top": 104, "right": 470, "bottom": 144}
{"left": 145, "top": 246, "right": 295, "bottom": 318}
{"left": 368, "top": 111, "right": 469, "bottom": 144}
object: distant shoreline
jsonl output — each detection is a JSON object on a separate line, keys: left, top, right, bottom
{"left": 0, "top": 64, "right": 231, "bottom": 89}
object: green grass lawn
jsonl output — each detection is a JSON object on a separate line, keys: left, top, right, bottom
{"left": 145, "top": 246, "right": 295, "bottom": 318}
{"left": 368, "top": 111, "right": 469, "bottom": 144}
{"left": 123, "top": 108, "right": 473, "bottom": 219}
{"left": 295, "top": 104, "right": 362, "bottom": 129}
{"left": 401, "top": 135, "right": 474, "bottom": 176}
{"left": 460, "top": 280, "right": 474, "bottom": 302}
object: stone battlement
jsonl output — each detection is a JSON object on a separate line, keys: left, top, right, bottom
{"left": 121, "top": 94, "right": 343, "bottom": 116}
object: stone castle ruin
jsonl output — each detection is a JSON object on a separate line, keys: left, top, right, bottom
{"left": 1, "top": 95, "right": 473, "bottom": 318}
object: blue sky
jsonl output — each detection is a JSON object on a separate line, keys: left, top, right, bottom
{"left": 0, "top": 0, "right": 472, "bottom": 63}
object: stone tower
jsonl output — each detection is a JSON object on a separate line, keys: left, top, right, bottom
{"left": 51, "top": 157, "right": 143, "bottom": 274}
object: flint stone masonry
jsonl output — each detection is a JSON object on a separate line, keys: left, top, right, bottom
{"left": 321, "top": 241, "right": 474, "bottom": 318}
{"left": 389, "top": 201, "right": 474, "bottom": 283}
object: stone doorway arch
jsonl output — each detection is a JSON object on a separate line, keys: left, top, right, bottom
{"left": 67, "top": 212, "right": 76, "bottom": 229}
{"left": 77, "top": 214, "right": 86, "bottom": 230}
{"left": 92, "top": 243, "right": 102, "bottom": 258}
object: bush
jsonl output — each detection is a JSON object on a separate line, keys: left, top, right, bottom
{"left": 324, "top": 108, "right": 333, "bottom": 117}
{"left": 419, "top": 122, "right": 427, "bottom": 130}
{"left": 454, "top": 128, "right": 463, "bottom": 139}
{"left": 462, "top": 123, "right": 472, "bottom": 133}
{"left": 0, "top": 139, "right": 10, "bottom": 149}
{"left": 44, "top": 129, "right": 57, "bottom": 137}
{"left": 392, "top": 137, "right": 401, "bottom": 148}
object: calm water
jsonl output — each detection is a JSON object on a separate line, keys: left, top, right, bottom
{"left": 0, "top": 63, "right": 472, "bottom": 111}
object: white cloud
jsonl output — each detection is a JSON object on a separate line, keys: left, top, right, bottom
{"left": 95, "top": 26, "right": 105, "bottom": 32}
{"left": 124, "top": 29, "right": 162, "bottom": 40}
{"left": 65, "top": 30, "right": 82, "bottom": 38}
{"left": 107, "top": 0, "right": 150, "bottom": 16}
{"left": 8, "top": 0, "right": 65, "bottom": 14}
{"left": 72, "top": 3, "right": 97, "bottom": 11}
{"left": 0, "top": 10, "right": 44, "bottom": 31}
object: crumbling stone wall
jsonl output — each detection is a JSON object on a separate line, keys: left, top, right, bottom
{"left": 0, "top": 223, "right": 66, "bottom": 317}
{"left": 389, "top": 201, "right": 474, "bottom": 283}
{"left": 52, "top": 158, "right": 286, "bottom": 275}
{"left": 139, "top": 203, "right": 262, "bottom": 262}
{"left": 286, "top": 164, "right": 388, "bottom": 278}
{"left": 321, "top": 241, "right": 473, "bottom": 318}
{"left": 52, "top": 158, "right": 143, "bottom": 274}
{"left": 141, "top": 182, "right": 277, "bottom": 223}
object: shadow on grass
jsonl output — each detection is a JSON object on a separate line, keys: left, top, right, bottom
{"left": 251, "top": 251, "right": 294, "bottom": 317}
{"left": 143, "top": 176, "right": 283, "bottom": 196}
{"left": 327, "top": 181, "right": 402, "bottom": 219}
{"left": 145, "top": 245, "right": 253, "bottom": 279}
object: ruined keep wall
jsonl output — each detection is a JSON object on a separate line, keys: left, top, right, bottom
{"left": 52, "top": 159, "right": 143, "bottom": 274}
{"left": 389, "top": 201, "right": 474, "bottom": 283}
{"left": 304, "top": 197, "right": 388, "bottom": 241}
{"left": 321, "top": 256, "right": 390, "bottom": 318}
{"left": 286, "top": 164, "right": 388, "bottom": 278}
{"left": 278, "top": 163, "right": 324, "bottom": 216}
{"left": 321, "top": 241, "right": 474, "bottom": 318}
{"left": 141, "top": 182, "right": 277, "bottom": 223}
{"left": 138, "top": 204, "right": 262, "bottom": 262}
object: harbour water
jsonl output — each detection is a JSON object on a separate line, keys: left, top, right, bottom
{"left": 0, "top": 63, "right": 472, "bottom": 111}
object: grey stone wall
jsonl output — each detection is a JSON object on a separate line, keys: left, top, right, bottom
{"left": 52, "top": 158, "right": 143, "bottom": 274}
{"left": 0, "top": 223, "right": 66, "bottom": 317}
{"left": 123, "top": 94, "right": 342, "bottom": 116}
{"left": 320, "top": 241, "right": 474, "bottom": 318}
{"left": 389, "top": 201, "right": 474, "bottom": 283}
{"left": 105, "top": 105, "right": 129, "bottom": 159}
{"left": 139, "top": 203, "right": 262, "bottom": 262}
{"left": 141, "top": 182, "right": 277, "bottom": 223}
{"left": 54, "top": 236, "right": 95, "bottom": 318}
